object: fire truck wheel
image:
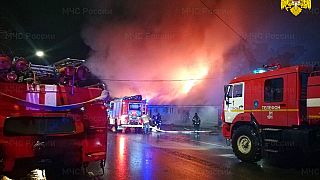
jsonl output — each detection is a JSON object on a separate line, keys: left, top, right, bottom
{"left": 232, "top": 125, "right": 262, "bottom": 163}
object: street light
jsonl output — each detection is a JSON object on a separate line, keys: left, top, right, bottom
{"left": 35, "top": 50, "right": 44, "bottom": 57}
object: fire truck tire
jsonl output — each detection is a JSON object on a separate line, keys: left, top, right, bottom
{"left": 232, "top": 125, "right": 262, "bottom": 163}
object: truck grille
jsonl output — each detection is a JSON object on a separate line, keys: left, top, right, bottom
{"left": 4, "top": 116, "right": 75, "bottom": 136}
{"left": 130, "top": 120, "right": 139, "bottom": 125}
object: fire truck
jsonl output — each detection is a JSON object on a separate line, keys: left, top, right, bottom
{"left": 0, "top": 55, "right": 108, "bottom": 175}
{"left": 222, "top": 64, "right": 320, "bottom": 162}
{"left": 108, "top": 95, "right": 147, "bottom": 132}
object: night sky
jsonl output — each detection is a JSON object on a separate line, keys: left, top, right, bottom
{"left": 1, "top": 0, "right": 320, "bottom": 105}
{"left": 0, "top": 0, "right": 88, "bottom": 64}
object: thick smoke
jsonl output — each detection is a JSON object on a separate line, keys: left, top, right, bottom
{"left": 82, "top": 0, "right": 320, "bottom": 105}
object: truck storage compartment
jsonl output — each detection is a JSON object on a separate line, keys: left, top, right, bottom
{"left": 307, "top": 74, "right": 320, "bottom": 124}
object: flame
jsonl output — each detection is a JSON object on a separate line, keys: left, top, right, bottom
{"left": 182, "top": 80, "right": 197, "bottom": 94}
{"left": 99, "top": 60, "right": 210, "bottom": 104}
{"left": 179, "top": 62, "right": 209, "bottom": 94}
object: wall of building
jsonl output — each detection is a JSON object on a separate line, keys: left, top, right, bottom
{"left": 148, "top": 105, "right": 222, "bottom": 128}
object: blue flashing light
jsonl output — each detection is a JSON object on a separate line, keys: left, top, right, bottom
{"left": 253, "top": 68, "right": 267, "bottom": 74}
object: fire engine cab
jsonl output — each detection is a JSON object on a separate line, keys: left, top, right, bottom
{"left": 222, "top": 64, "right": 320, "bottom": 162}
{"left": 108, "top": 95, "right": 147, "bottom": 132}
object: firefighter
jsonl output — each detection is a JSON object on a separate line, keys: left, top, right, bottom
{"left": 142, "top": 112, "right": 150, "bottom": 134}
{"left": 192, "top": 113, "right": 201, "bottom": 132}
{"left": 151, "top": 114, "right": 157, "bottom": 127}
{"left": 155, "top": 112, "right": 162, "bottom": 130}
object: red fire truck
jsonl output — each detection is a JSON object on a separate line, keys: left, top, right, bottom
{"left": 222, "top": 64, "right": 320, "bottom": 162}
{"left": 0, "top": 55, "right": 108, "bottom": 175}
{"left": 108, "top": 95, "right": 147, "bottom": 132}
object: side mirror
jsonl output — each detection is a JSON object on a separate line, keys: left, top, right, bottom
{"left": 224, "top": 85, "right": 232, "bottom": 106}
{"left": 224, "top": 85, "right": 228, "bottom": 94}
{"left": 224, "top": 85, "right": 232, "bottom": 98}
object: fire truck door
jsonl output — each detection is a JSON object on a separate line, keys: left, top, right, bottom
{"left": 260, "top": 75, "right": 287, "bottom": 126}
{"left": 224, "top": 82, "right": 244, "bottom": 123}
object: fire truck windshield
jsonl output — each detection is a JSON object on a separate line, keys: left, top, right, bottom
{"left": 4, "top": 117, "right": 75, "bottom": 136}
{"left": 129, "top": 104, "right": 141, "bottom": 110}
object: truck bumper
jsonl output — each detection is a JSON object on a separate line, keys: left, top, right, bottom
{"left": 120, "top": 125, "right": 143, "bottom": 128}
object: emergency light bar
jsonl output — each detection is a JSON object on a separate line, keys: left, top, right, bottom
{"left": 123, "top": 95, "right": 143, "bottom": 101}
{"left": 253, "top": 64, "right": 282, "bottom": 74}
{"left": 253, "top": 68, "right": 267, "bottom": 74}
{"left": 263, "top": 63, "right": 281, "bottom": 70}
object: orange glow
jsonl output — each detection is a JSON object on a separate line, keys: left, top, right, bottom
{"left": 116, "top": 135, "right": 127, "bottom": 180}
{"left": 13, "top": 105, "right": 20, "bottom": 110}
{"left": 179, "top": 62, "right": 209, "bottom": 94}
{"left": 119, "top": 136, "right": 125, "bottom": 159}
{"left": 84, "top": 0, "right": 246, "bottom": 105}
{"left": 182, "top": 80, "right": 197, "bottom": 94}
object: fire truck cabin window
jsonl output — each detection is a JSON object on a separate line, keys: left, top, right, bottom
{"left": 233, "top": 84, "right": 243, "bottom": 98}
{"left": 226, "top": 85, "right": 233, "bottom": 98}
{"left": 264, "top": 78, "right": 284, "bottom": 102}
{"left": 129, "top": 104, "right": 141, "bottom": 110}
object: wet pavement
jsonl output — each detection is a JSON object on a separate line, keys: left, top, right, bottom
{"left": 4, "top": 129, "right": 320, "bottom": 180}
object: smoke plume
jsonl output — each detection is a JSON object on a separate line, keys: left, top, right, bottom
{"left": 82, "top": 0, "right": 320, "bottom": 105}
